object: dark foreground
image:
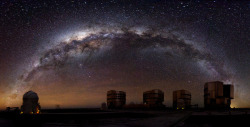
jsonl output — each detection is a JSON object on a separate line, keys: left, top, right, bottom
{"left": 0, "top": 109, "right": 250, "bottom": 127}
{"left": 179, "top": 115, "right": 250, "bottom": 127}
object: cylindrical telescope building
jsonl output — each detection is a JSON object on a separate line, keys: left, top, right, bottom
{"left": 173, "top": 90, "right": 191, "bottom": 110}
{"left": 107, "top": 90, "right": 126, "bottom": 109}
{"left": 143, "top": 89, "right": 164, "bottom": 106}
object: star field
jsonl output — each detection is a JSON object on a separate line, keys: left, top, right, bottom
{"left": 0, "top": 0, "right": 249, "bottom": 109}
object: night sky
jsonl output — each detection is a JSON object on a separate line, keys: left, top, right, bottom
{"left": 0, "top": 0, "right": 249, "bottom": 109}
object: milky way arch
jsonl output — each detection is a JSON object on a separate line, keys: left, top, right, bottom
{"left": 8, "top": 27, "right": 233, "bottom": 105}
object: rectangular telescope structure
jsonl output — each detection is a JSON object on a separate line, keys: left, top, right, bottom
{"left": 173, "top": 90, "right": 191, "bottom": 110}
{"left": 107, "top": 90, "right": 126, "bottom": 109}
{"left": 143, "top": 89, "right": 164, "bottom": 106}
{"left": 204, "top": 81, "right": 234, "bottom": 109}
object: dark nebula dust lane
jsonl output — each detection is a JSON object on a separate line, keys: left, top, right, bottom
{"left": 24, "top": 29, "right": 230, "bottom": 83}
{"left": 0, "top": 0, "right": 249, "bottom": 108}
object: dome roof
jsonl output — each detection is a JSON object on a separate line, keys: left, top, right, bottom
{"left": 23, "top": 91, "right": 39, "bottom": 99}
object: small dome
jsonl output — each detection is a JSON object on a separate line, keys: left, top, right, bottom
{"left": 23, "top": 91, "right": 39, "bottom": 99}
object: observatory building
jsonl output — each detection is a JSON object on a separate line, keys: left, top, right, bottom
{"left": 204, "top": 81, "right": 234, "bottom": 109}
{"left": 21, "top": 91, "right": 41, "bottom": 114}
{"left": 173, "top": 90, "right": 191, "bottom": 110}
{"left": 107, "top": 90, "right": 126, "bottom": 109}
{"left": 143, "top": 89, "right": 164, "bottom": 107}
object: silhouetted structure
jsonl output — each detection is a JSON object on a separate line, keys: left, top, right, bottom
{"left": 107, "top": 90, "right": 126, "bottom": 109}
{"left": 173, "top": 90, "right": 191, "bottom": 110}
{"left": 223, "top": 84, "right": 234, "bottom": 99}
{"left": 55, "top": 104, "right": 61, "bottom": 109}
{"left": 204, "top": 81, "right": 234, "bottom": 109}
{"left": 21, "top": 91, "right": 41, "bottom": 114}
{"left": 143, "top": 89, "right": 164, "bottom": 107}
{"left": 101, "top": 102, "right": 107, "bottom": 110}
{"left": 5, "top": 107, "right": 20, "bottom": 114}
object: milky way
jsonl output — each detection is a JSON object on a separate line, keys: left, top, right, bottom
{"left": 0, "top": 0, "right": 249, "bottom": 108}
{"left": 8, "top": 26, "right": 233, "bottom": 106}
{"left": 27, "top": 27, "right": 230, "bottom": 82}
